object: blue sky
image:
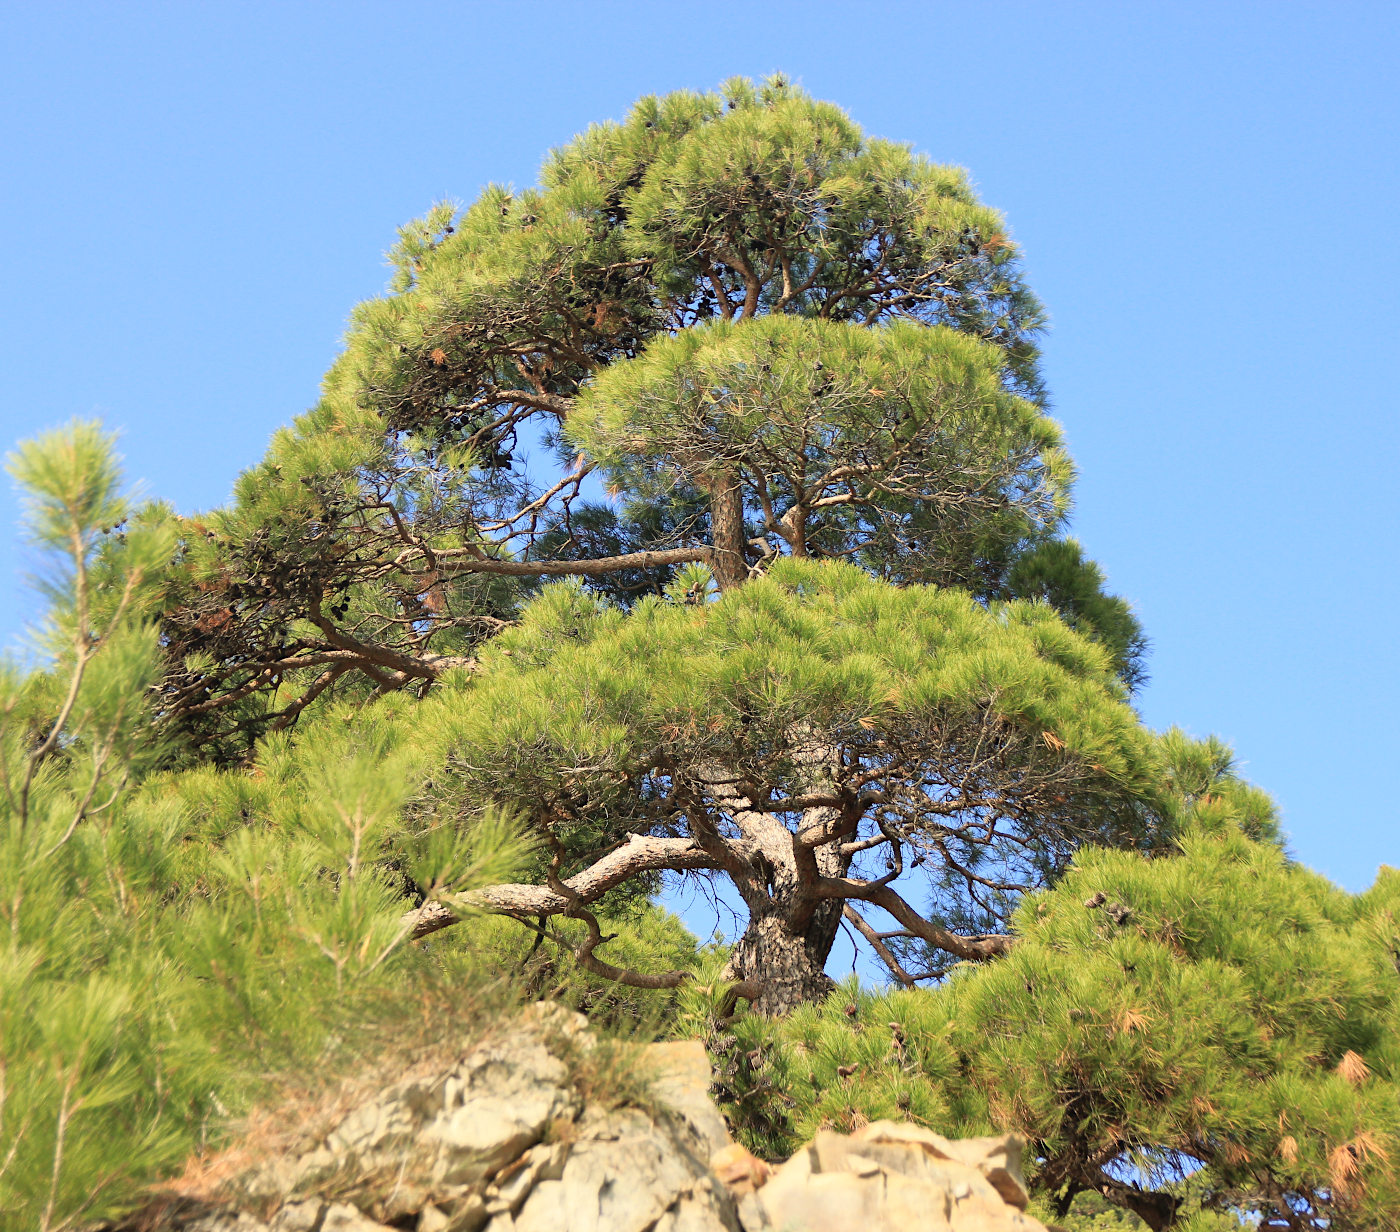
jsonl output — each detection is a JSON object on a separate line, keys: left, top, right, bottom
{"left": 1, "top": 1, "right": 1396, "bottom": 901}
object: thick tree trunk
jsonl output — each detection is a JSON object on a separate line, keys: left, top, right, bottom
{"left": 709, "top": 731, "right": 856, "bottom": 1016}
{"left": 725, "top": 908, "right": 837, "bottom": 1016}
{"left": 707, "top": 470, "right": 750, "bottom": 592}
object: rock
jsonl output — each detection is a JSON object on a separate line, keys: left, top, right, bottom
{"left": 485, "top": 1142, "right": 568, "bottom": 1215}
{"left": 851, "top": 1121, "right": 1030, "bottom": 1210}
{"left": 643, "top": 1041, "right": 731, "bottom": 1162}
{"left": 269, "top": 1202, "right": 323, "bottom": 1232}
{"left": 518, "top": 1002, "right": 592, "bottom": 1043}
{"left": 650, "top": 1183, "right": 741, "bottom": 1232}
{"left": 734, "top": 1123, "right": 1045, "bottom": 1232}
{"left": 228, "top": 1029, "right": 580, "bottom": 1220}
{"left": 422, "top": 1037, "right": 576, "bottom": 1185}
{"left": 513, "top": 1107, "right": 738, "bottom": 1232}
{"left": 320, "top": 1204, "right": 397, "bottom": 1231}
{"left": 741, "top": 1170, "right": 943, "bottom": 1232}
{"left": 417, "top": 1206, "right": 451, "bottom": 1232}
{"left": 112, "top": 1008, "right": 1040, "bottom": 1232}
{"left": 184, "top": 1216, "right": 270, "bottom": 1232}
{"left": 709, "top": 1144, "right": 772, "bottom": 1195}
{"left": 443, "top": 1192, "right": 488, "bottom": 1232}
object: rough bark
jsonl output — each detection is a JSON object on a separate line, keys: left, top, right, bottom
{"left": 707, "top": 470, "right": 750, "bottom": 592}
{"left": 405, "top": 761, "right": 1015, "bottom": 1013}
{"left": 1090, "top": 1174, "right": 1182, "bottom": 1231}
{"left": 725, "top": 909, "right": 836, "bottom": 1016}
{"left": 709, "top": 739, "right": 852, "bottom": 1015}
{"left": 820, "top": 878, "right": 1015, "bottom": 961}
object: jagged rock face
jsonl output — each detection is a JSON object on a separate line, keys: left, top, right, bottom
{"left": 725, "top": 1122, "right": 1041, "bottom": 1232}
{"left": 117, "top": 1008, "right": 1043, "bottom": 1232}
{"left": 119, "top": 1008, "right": 736, "bottom": 1232}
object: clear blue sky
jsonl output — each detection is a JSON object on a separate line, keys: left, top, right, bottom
{"left": 2, "top": 2, "right": 1396, "bottom": 899}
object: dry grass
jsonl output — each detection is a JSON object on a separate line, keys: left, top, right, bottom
{"left": 1335, "top": 1050, "right": 1370, "bottom": 1086}
{"left": 1114, "top": 1006, "right": 1150, "bottom": 1035}
{"left": 1326, "top": 1131, "right": 1387, "bottom": 1199}
{"left": 142, "top": 988, "right": 662, "bottom": 1221}
{"left": 151, "top": 979, "right": 523, "bottom": 1210}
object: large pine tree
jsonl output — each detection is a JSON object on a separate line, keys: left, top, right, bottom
{"left": 155, "top": 76, "right": 1139, "bottom": 748}
{"left": 3, "top": 79, "right": 1397, "bottom": 1232}
{"left": 145, "top": 76, "right": 1159, "bottom": 1014}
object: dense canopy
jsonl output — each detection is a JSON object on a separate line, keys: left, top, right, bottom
{"left": 569, "top": 316, "right": 1069, "bottom": 590}
{"left": 403, "top": 560, "right": 1161, "bottom": 1010}
{"left": 152, "top": 76, "right": 1112, "bottom": 758}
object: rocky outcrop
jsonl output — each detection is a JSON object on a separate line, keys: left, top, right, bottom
{"left": 717, "top": 1122, "right": 1041, "bottom": 1232}
{"left": 117, "top": 1007, "right": 1045, "bottom": 1232}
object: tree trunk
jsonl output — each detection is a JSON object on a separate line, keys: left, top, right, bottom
{"left": 710, "top": 731, "right": 855, "bottom": 1016}
{"left": 707, "top": 469, "right": 749, "bottom": 592}
{"left": 726, "top": 908, "right": 836, "bottom": 1016}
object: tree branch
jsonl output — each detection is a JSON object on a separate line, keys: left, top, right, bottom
{"left": 1085, "top": 1170, "right": 1182, "bottom": 1232}
{"left": 404, "top": 833, "right": 722, "bottom": 939}
{"left": 817, "top": 877, "right": 1015, "bottom": 962}
{"left": 556, "top": 902, "right": 691, "bottom": 990}
{"left": 431, "top": 546, "right": 710, "bottom": 579}
{"left": 842, "top": 904, "right": 917, "bottom": 987}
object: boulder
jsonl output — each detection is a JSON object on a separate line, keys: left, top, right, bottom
{"left": 512, "top": 1107, "right": 737, "bottom": 1232}
{"left": 725, "top": 1121, "right": 1045, "bottom": 1232}
{"left": 642, "top": 1040, "right": 731, "bottom": 1163}
{"left": 851, "top": 1121, "right": 1031, "bottom": 1210}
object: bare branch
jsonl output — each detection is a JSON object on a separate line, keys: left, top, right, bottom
{"left": 404, "top": 833, "right": 722, "bottom": 940}
{"left": 432, "top": 546, "right": 710, "bottom": 580}
{"left": 842, "top": 904, "right": 917, "bottom": 987}
{"left": 818, "top": 876, "right": 1015, "bottom": 962}
{"left": 558, "top": 904, "right": 690, "bottom": 990}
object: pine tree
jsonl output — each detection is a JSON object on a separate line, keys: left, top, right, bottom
{"left": 0, "top": 428, "right": 540, "bottom": 1229}
{"left": 397, "top": 561, "right": 1160, "bottom": 1013}
{"left": 2, "top": 79, "right": 1395, "bottom": 1232}
{"left": 132, "top": 77, "right": 1157, "bottom": 1014}
{"left": 152, "top": 75, "right": 1138, "bottom": 756}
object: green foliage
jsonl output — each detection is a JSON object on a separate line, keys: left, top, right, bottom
{"left": 698, "top": 765, "right": 1398, "bottom": 1228}
{"left": 143, "top": 75, "right": 1098, "bottom": 751}
{"left": 412, "top": 560, "right": 1163, "bottom": 933}
{"left": 468, "top": 558, "right": 1144, "bottom": 786}
{"left": 152, "top": 399, "right": 510, "bottom": 760}
{"left": 1005, "top": 539, "right": 1149, "bottom": 690}
{"left": 453, "top": 899, "right": 702, "bottom": 1028}
{"left": 1, "top": 79, "right": 1374, "bottom": 1232}
{"left": 348, "top": 73, "right": 1045, "bottom": 443}
{"left": 0, "top": 429, "right": 559, "bottom": 1229}
{"left": 569, "top": 315, "right": 1070, "bottom": 591}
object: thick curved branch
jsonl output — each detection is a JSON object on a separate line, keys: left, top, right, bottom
{"left": 717, "top": 979, "right": 764, "bottom": 1021}
{"left": 405, "top": 833, "right": 722, "bottom": 940}
{"left": 817, "top": 876, "right": 1014, "bottom": 962}
{"left": 1085, "top": 1172, "right": 1182, "bottom": 1232}
{"left": 533, "top": 854, "right": 695, "bottom": 991}
{"left": 508, "top": 907, "right": 762, "bottom": 1007}
{"left": 557, "top": 903, "right": 691, "bottom": 990}
{"left": 842, "top": 905, "right": 917, "bottom": 987}
{"left": 307, "top": 601, "right": 473, "bottom": 684}
{"left": 840, "top": 831, "right": 894, "bottom": 857}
